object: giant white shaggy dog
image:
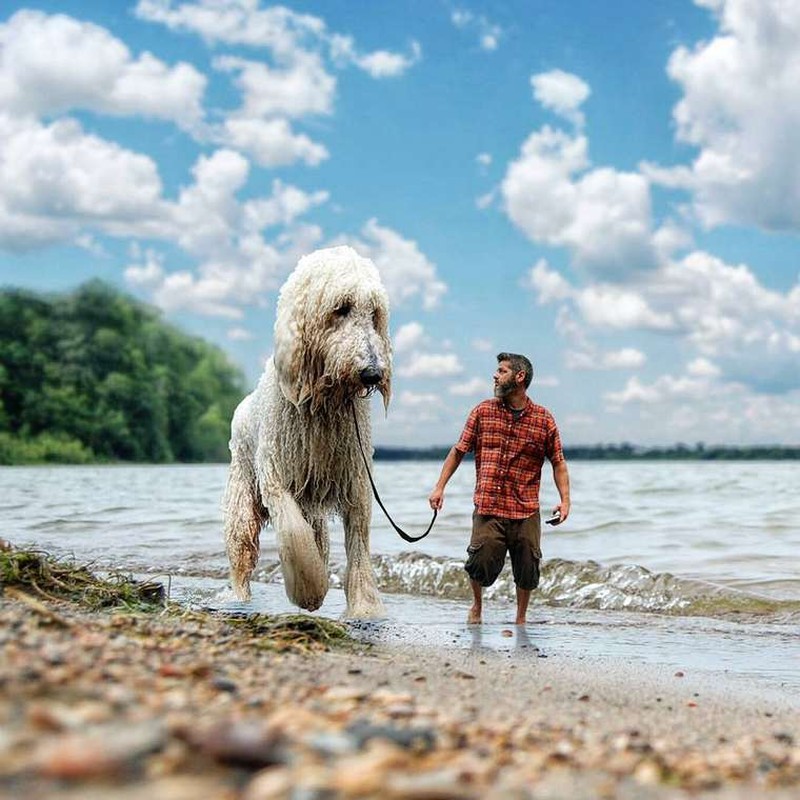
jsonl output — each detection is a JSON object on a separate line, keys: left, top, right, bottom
{"left": 224, "top": 246, "right": 392, "bottom": 618}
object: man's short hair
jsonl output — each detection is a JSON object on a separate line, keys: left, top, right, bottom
{"left": 497, "top": 352, "right": 534, "bottom": 389}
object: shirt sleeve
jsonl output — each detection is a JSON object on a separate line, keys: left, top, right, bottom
{"left": 546, "top": 413, "right": 565, "bottom": 465}
{"left": 454, "top": 405, "right": 480, "bottom": 454}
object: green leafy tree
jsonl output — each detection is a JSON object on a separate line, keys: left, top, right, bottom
{"left": 0, "top": 281, "right": 247, "bottom": 464}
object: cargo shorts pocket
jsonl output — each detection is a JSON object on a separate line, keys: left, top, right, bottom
{"left": 511, "top": 542, "right": 540, "bottom": 590}
{"left": 464, "top": 540, "right": 503, "bottom": 587}
{"left": 464, "top": 541, "right": 484, "bottom": 583}
{"left": 465, "top": 542, "right": 483, "bottom": 572}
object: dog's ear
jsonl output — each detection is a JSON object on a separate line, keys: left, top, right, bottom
{"left": 273, "top": 315, "right": 302, "bottom": 406}
{"left": 274, "top": 298, "right": 321, "bottom": 408}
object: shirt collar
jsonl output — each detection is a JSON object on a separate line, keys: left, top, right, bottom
{"left": 495, "top": 396, "right": 533, "bottom": 415}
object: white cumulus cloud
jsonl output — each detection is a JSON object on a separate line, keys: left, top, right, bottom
{"left": 136, "top": 0, "right": 420, "bottom": 78}
{"left": 397, "top": 390, "right": 440, "bottom": 407}
{"left": 449, "top": 377, "right": 488, "bottom": 396}
{"left": 393, "top": 322, "right": 425, "bottom": 354}
{"left": 0, "top": 10, "right": 206, "bottom": 131}
{"left": 213, "top": 53, "right": 335, "bottom": 119}
{"left": 0, "top": 114, "right": 164, "bottom": 250}
{"left": 531, "top": 69, "right": 591, "bottom": 127}
{"left": 398, "top": 353, "right": 464, "bottom": 378}
{"left": 566, "top": 347, "right": 646, "bottom": 370}
{"left": 659, "top": 0, "right": 800, "bottom": 231}
{"left": 347, "top": 41, "right": 422, "bottom": 78}
{"left": 525, "top": 249, "right": 800, "bottom": 392}
{"left": 502, "top": 127, "right": 660, "bottom": 279}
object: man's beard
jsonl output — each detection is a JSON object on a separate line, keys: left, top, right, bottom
{"left": 494, "top": 379, "right": 515, "bottom": 398}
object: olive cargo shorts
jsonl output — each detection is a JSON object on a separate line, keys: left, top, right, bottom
{"left": 464, "top": 512, "right": 542, "bottom": 590}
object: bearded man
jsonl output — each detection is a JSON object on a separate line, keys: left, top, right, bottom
{"left": 429, "top": 352, "right": 570, "bottom": 624}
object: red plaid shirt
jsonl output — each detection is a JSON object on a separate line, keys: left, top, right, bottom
{"left": 455, "top": 397, "right": 564, "bottom": 519}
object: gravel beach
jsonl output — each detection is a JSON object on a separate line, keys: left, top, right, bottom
{"left": 1, "top": 588, "right": 799, "bottom": 800}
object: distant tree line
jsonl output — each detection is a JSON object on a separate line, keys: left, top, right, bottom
{"left": 0, "top": 281, "right": 247, "bottom": 464}
{"left": 373, "top": 443, "right": 800, "bottom": 461}
{"left": 561, "top": 443, "right": 800, "bottom": 460}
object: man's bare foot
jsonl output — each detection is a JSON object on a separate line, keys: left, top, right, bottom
{"left": 467, "top": 605, "right": 482, "bottom": 624}
{"left": 515, "top": 616, "right": 526, "bottom": 625}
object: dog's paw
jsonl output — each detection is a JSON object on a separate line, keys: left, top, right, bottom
{"left": 343, "top": 590, "right": 386, "bottom": 620}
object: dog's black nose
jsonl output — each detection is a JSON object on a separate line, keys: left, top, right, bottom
{"left": 360, "top": 367, "right": 383, "bottom": 386}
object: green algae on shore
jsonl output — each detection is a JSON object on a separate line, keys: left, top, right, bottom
{"left": 0, "top": 546, "right": 165, "bottom": 611}
{"left": 0, "top": 541, "right": 355, "bottom": 654}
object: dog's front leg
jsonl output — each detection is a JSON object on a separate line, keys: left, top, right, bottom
{"left": 342, "top": 484, "right": 385, "bottom": 619}
{"left": 224, "top": 449, "right": 266, "bottom": 602}
{"left": 267, "top": 488, "right": 329, "bottom": 612}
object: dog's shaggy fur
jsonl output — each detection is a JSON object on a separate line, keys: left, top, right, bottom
{"left": 223, "top": 246, "right": 392, "bottom": 618}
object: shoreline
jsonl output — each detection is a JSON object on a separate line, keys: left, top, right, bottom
{"left": 2, "top": 593, "right": 799, "bottom": 799}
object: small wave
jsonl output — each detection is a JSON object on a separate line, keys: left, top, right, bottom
{"left": 135, "top": 551, "right": 800, "bottom": 623}
{"left": 368, "top": 553, "right": 800, "bottom": 621}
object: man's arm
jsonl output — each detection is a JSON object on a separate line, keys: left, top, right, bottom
{"left": 550, "top": 460, "right": 571, "bottom": 523}
{"left": 428, "top": 446, "right": 465, "bottom": 510}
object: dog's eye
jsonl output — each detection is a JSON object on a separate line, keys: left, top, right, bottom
{"left": 333, "top": 302, "right": 352, "bottom": 318}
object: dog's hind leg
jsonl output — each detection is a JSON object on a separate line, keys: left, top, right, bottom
{"left": 224, "top": 455, "right": 267, "bottom": 602}
{"left": 342, "top": 484, "right": 385, "bottom": 619}
{"left": 268, "top": 491, "right": 329, "bottom": 611}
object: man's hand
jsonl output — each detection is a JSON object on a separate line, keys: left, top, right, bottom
{"left": 429, "top": 487, "right": 444, "bottom": 511}
{"left": 551, "top": 498, "right": 570, "bottom": 524}
{"left": 551, "top": 461, "right": 570, "bottom": 525}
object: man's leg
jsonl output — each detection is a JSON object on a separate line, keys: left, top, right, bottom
{"left": 468, "top": 579, "right": 483, "bottom": 624}
{"left": 464, "top": 514, "right": 506, "bottom": 624}
{"left": 515, "top": 586, "right": 531, "bottom": 625}
{"left": 509, "top": 515, "right": 542, "bottom": 625}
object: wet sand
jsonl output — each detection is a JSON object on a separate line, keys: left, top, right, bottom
{"left": 1, "top": 594, "right": 799, "bottom": 799}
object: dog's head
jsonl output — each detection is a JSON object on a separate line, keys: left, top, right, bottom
{"left": 273, "top": 246, "right": 392, "bottom": 413}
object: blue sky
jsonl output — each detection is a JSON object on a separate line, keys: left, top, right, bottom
{"left": 2, "top": 0, "right": 800, "bottom": 447}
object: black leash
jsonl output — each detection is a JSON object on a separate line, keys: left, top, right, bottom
{"left": 350, "top": 401, "right": 437, "bottom": 542}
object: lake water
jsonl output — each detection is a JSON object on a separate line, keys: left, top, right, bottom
{"left": 2, "top": 461, "right": 799, "bottom": 693}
